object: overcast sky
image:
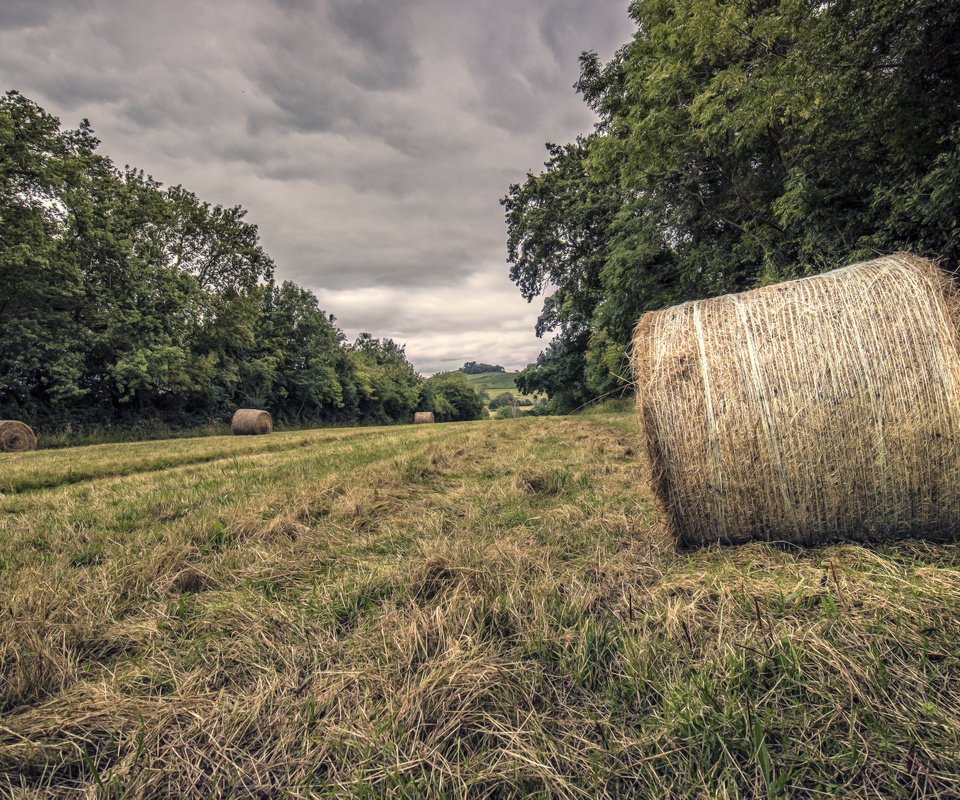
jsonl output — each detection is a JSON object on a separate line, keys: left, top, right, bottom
{"left": 0, "top": 0, "right": 634, "bottom": 373}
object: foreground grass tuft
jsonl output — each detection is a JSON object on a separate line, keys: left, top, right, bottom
{"left": 1, "top": 415, "right": 959, "bottom": 797}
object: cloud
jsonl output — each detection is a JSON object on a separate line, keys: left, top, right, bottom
{"left": 321, "top": 271, "right": 546, "bottom": 373}
{"left": 0, "top": 0, "right": 634, "bottom": 372}
{"left": 0, "top": 0, "right": 96, "bottom": 31}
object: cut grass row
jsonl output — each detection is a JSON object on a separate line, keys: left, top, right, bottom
{"left": 0, "top": 424, "right": 398, "bottom": 494}
{"left": 2, "top": 414, "right": 959, "bottom": 797}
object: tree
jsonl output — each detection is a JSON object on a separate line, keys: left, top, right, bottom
{"left": 0, "top": 91, "right": 88, "bottom": 421}
{"left": 487, "top": 392, "right": 516, "bottom": 410}
{"left": 505, "top": 0, "right": 960, "bottom": 406}
{"left": 420, "top": 372, "right": 485, "bottom": 422}
{"left": 244, "top": 282, "right": 349, "bottom": 423}
{"left": 350, "top": 334, "right": 421, "bottom": 423}
{"left": 460, "top": 361, "right": 505, "bottom": 374}
{"left": 515, "top": 335, "right": 592, "bottom": 413}
{"left": 163, "top": 185, "right": 273, "bottom": 294}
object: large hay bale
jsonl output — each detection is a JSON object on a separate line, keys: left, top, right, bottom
{"left": 413, "top": 411, "right": 435, "bottom": 424}
{"left": 631, "top": 253, "right": 960, "bottom": 547}
{"left": 231, "top": 409, "right": 273, "bottom": 436}
{"left": 0, "top": 420, "right": 36, "bottom": 453}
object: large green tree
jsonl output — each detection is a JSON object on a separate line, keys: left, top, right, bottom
{"left": 349, "top": 334, "right": 422, "bottom": 424}
{"left": 250, "top": 282, "right": 352, "bottom": 423}
{"left": 0, "top": 92, "right": 89, "bottom": 416}
{"left": 420, "top": 372, "right": 485, "bottom": 422}
{"left": 505, "top": 0, "right": 960, "bottom": 408}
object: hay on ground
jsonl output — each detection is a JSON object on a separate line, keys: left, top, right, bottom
{"left": 231, "top": 409, "right": 273, "bottom": 436}
{"left": 414, "top": 411, "right": 435, "bottom": 424}
{"left": 631, "top": 253, "right": 960, "bottom": 547}
{"left": 0, "top": 420, "right": 37, "bottom": 453}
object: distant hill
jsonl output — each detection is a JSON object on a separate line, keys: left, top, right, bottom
{"left": 459, "top": 370, "right": 533, "bottom": 403}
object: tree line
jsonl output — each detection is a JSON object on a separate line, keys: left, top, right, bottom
{"left": 0, "top": 91, "right": 483, "bottom": 430}
{"left": 505, "top": 0, "right": 960, "bottom": 411}
{"left": 459, "top": 362, "right": 505, "bottom": 374}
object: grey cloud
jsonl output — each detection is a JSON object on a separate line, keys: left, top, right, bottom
{"left": 446, "top": 3, "right": 591, "bottom": 135}
{"left": 268, "top": 202, "right": 500, "bottom": 290}
{"left": 0, "top": 0, "right": 634, "bottom": 371}
{"left": 538, "top": 0, "right": 630, "bottom": 67}
{"left": 30, "top": 73, "right": 124, "bottom": 113}
{"left": 272, "top": 0, "right": 316, "bottom": 11}
{"left": 329, "top": 0, "right": 420, "bottom": 91}
{"left": 0, "top": 0, "right": 94, "bottom": 30}
{"left": 248, "top": 0, "right": 422, "bottom": 143}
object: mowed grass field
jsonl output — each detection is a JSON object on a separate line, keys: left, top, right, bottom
{"left": 2, "top": 414, "right": 960, "bottom": 797}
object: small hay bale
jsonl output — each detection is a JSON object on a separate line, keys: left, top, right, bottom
{"left": 414, "top": 411, "right": 435, "bottom": 424}
{"left": 0, "top": 420, "right": 36, "bottom": 453}
{"left": 631, "top": 253, "right": 960, "bottom": 547}
{"left": 231, "top": 409, "right": 273, "bottom": 436}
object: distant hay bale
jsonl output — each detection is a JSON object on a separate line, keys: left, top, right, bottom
{"left": 631, "top": 253, "right": 960, "bottom": 547}
{"left": 0, "top": 420, "right": 36, "bottom": 453}
{"left": 414, "top": 411, "right": 435, "bottom": 424}
{"left": 231, "top": 409, "right": 273, "bottom": 436}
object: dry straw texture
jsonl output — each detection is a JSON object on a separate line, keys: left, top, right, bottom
{"left": 0, "top": 420, "right": 36, "bottom": 453}
{"left": 231, "top": 409, "right": 273, "bottom": 436}
{"left": 414, "top": 411, "right": 436, "bottom": 424}
{"left": 632, "top": 253, "right": 960, "bottom": 547}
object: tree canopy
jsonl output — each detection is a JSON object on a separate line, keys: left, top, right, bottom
{"left": 460, "top": 362, "right": 505, "bottom": 374}
{"left": 419, "top": 372, "right": 486, "bottom": 422}
{"left": 0, "top": 91, "right": 430, "bottom": 430}
{"left": 504, "top": 0, "right": 960, "bottom": 410}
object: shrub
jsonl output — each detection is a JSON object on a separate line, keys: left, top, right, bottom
{"left": 488, "top": 392, "right": 516, "bottom": 410}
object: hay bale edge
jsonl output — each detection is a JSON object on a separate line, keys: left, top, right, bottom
{"left": 631, "top": 253, "right": 960, "bottom": 548}
{"left": 231, "top": 409, "right": 273, "bottom": 436}
{"left": 0, "top": 420, "right": 37, "bottom": 453}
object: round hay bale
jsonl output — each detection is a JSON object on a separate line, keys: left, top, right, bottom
{"left": 0, "top": 420, "right": 36, "bottom": 453}
{"left": 231, "top": 409, "right": 273, "bottom": 436}
{"left": 413, "top": 411, "right": 435, "bottom": 424}
{"left": 631, "top": 253, "right": 960, "bottom": 547}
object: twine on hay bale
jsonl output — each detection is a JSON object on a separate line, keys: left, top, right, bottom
{"left": 231, "top": 409, "right": 273, "bottom": 436}
{"left": 0, "top": 420, "right": 37, "bottom": 453}
{"left": 631, "top": 253, "right": 960, "bottom": 547}
{"left": 413, "top": 411, "right": 435, "bottom": 424}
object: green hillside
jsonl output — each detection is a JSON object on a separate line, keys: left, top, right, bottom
{"left": 459, "top": 370, "right": 532, "bottom": 403}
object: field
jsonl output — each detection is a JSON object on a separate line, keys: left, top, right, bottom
{"left": 459, "top": 370, "right": 533, "bottom": 403}
{"left": 2, "top": 413, "right": 960, "bottom": 797}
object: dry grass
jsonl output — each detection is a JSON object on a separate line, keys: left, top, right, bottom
{"left": 1, "top": 414, "right": 959, "bottom": 797}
